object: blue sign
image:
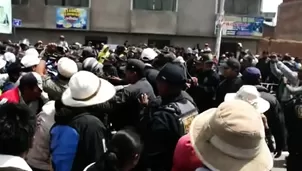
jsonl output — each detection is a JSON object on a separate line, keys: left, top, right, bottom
{"left": 56, "top": 8, "right": 87, "bottom": 29}
{"left": 217, "top": 16, "right": 264, "bottom": 37}
{"left": 13, "top": 18, "right": 21, "bottom": 27}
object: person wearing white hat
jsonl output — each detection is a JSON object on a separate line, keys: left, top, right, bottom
{"left": 50, "top": 71, "right": 116, "bottom": 171}
{"left": 241, "top": 67, "right": 286, "bottom": 159}
{"left": 3, "top": 52, "right": 16, "bottom": 64}
{"left": 140, "top": 48, "right": 158, "bottom": 63}
{"left": 36, "top": 57, "right": 78, "bottom": 100}
{"left": 24, "top": 48, "right": 39, "bottom": 59}
{"left": 21, "top": 54, "right": 40, "bottom": 72}
{"left": 190, "top": 100, "right": 273, "bottom": 171}
{"left": 224, "top": 85, "right": 270, "bottom": 114}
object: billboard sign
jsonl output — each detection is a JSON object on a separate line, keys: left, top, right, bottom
{"left": 215, "top": 15, "right": 264, "bottom": 37}
{"left": 0, "top": 0, "right": 12, "bottom": 34}
{"left": 56, "top": 8, "right": 88, "bottom": 29}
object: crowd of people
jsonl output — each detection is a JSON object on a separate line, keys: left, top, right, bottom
{"left": 0, "top": 35, "right": 301, "bottom": 171}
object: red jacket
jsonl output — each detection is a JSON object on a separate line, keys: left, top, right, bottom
{"left": 0, "top": 87, "right": 44, "bottom": 114}
{"left": 0, "top": 87, "right": 20, "bottom": 103}
{"left": 172, "top": 134, "right": 203, "bottom": 171}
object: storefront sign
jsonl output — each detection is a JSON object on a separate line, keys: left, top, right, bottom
{"left": 56, "top": 8, "right": 87, "bottom": 29}
{"left": 13, "top": 18, "right": 22, "bottom": 27}
{"left": 0, "top": 0, "right": 12, "bottom": 34}
{"left": 215, "top": 15, "right": 264, "bottom": 37}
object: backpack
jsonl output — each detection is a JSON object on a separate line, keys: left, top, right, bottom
{"left": 158, "top": 100, "right": 199, "bottom": 136}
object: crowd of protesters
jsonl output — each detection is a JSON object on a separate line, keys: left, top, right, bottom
{"left": 0, "top": 35, "right": 302, "bottom": 171}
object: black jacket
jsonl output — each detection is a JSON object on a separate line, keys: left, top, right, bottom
{"left": 97, "top": 77, "right": 156, "bottom": 130}
{"left": 215, "top": 76, "right": 243, "bottom": 106}
{"left": 256, "top": 85, "right": 286, "bottom": 151}
{"left": 103, "top": 64, "right": 119, "bottom": 77}
{"left": 138, "top": 91, "right": 197, "bottom": 171}
{"left": 187, "top": 69, "right": 220, "bottom": 112}
{"left": 50, "top": 108, "right": 107, "bottom": 171}
{"left": 144, "top": 66, "right": 159, "bottom": 96}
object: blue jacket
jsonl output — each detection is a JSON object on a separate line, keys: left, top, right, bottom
{"left": 50, "top": 109, "right": 107, "bottom": 171}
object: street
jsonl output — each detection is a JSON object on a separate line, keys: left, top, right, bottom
{"left": 273, "top": 152, "right": 288, "bottom": 171}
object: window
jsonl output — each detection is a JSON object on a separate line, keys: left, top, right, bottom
{"left": 133, "top": 0, "right": 177, "bottom": 11}
{"left": 45, "top": 0, "right": 89, "bottom": 7}
{"left": 223, "top": 0, "right": 260, "bottom": 15}
{"left": 12, "top": 0, "right": 29, "bottom": 5}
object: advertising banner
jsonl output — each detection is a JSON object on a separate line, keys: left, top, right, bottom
{"left": 215, "top": 15, "right": 264, "bottom": 37}
{"left": 0, "top": 0, "right": 12, "bottom": 34}
{"left": 56, "top": 8, "right": 87, "bottom": 29}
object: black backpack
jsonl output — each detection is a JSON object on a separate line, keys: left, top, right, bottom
{"left": 157, "top": 100, "right": 199, "bottom": 136}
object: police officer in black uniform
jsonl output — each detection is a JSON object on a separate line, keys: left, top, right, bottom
{"left": 284, "top": 85, "right": 302, "bottom": 170}
{"left": 138, "top": 62, "right": 198, "bottom": 171}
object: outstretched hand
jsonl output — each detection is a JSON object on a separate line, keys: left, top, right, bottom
{"left": 139, "top": 93, "right": 149, "bottom": 107}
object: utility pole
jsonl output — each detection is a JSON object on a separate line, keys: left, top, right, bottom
{"left": 214, "top": 0, "right": 225, "bottom": 60}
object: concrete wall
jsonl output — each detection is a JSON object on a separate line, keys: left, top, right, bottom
{"left": 258, "top": 38, "right": 302, "bottom": 57}
{"left": 9, "top": 0, "right": 264, "bottom": 37}
{"left": 10, "top": 0, "right": 217, "bottom": 36}
{"left": 276, "top": 1, "right": 302, "bottom": 40}
{"left": 6, "top": 0, "right": 261, "bottom": 53}
{"left": 130, "top": 10, "right": 177, "bottom": 34}
{"left": 177, "top": 0, "right": 216, "bottom": 36}
{"left": 90, "top": 0, "right": 131, "bottom": 32}
{"left": 263, "top": 24, "right": 275, "bottom": 38}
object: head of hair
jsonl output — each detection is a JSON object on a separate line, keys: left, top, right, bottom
{"left": 18, "top": 81, "right": 35, "bottom": 94}
{"left": 283, "top": 54, "right": 292, "bottom": 61}
{"left": 0, "top": 103, "right": 36, "bottom": 156}
{"left": 242, "top": 77, "right": 260, "bottom": 86}
{"left": 57, "top": 73, "right": 70, "bottom": 81}
{"left": 7, "top": 62, "right": 22, "bottom": 82}
{"left": 94, "top": 129, "right": 142, "bottom": 171}
{"left": 21, "top": 66, "right": 34, "bottom": 73}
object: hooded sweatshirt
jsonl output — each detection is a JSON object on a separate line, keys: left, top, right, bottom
{"left": 27, "top": 101, "right": 56, "bottom": 170}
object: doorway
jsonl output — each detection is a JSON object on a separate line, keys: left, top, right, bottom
{"left": 220, "top": 42, "right": 237, "bottom": 56}
{"left": 148, "top": 39, "right": 170, "bottom": 49}
{"left": 85, "top": 36, "right": 108, "bottom": 46}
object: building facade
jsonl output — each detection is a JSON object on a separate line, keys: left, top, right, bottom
{"left": 1, "top": 0, "right": 262, "bottom": 52}
{"left": 276, "top": 0, "right": 302, "bottom": 41}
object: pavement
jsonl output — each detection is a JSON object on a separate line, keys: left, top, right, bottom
{"left": 272, "top": 152, "right": 288, "bottom": 171}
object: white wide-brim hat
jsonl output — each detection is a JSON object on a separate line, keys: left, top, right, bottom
{"left": 62, "top": 71, "right": 116, "bottom": 107}
{"left": 189, "top": 101, "right": 273, "bottom": 171}
{"left": 225, "top": 93, "right": 270, "bottom": 113}
{"left": 224, "top": 85, "right": 270, "bottom": 113}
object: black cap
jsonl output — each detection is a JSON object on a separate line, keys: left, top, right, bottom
{"left": 7, "top": 62, "right": 22, "bottom": 74}
{"left": 19, "top": 72, "right": 43, "bottom": 91}
{"left": 157, "top": 62, "right": 187, "bottom": 86}
{"left": 126, "top": 59, "right": 145, "bottom": 76}
{"left": 223, "top": 58, "right": 241, "bottom": 71}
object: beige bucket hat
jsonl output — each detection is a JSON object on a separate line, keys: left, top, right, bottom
{"left": 189, "top": 100, "right": 273, "bottom": 171}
